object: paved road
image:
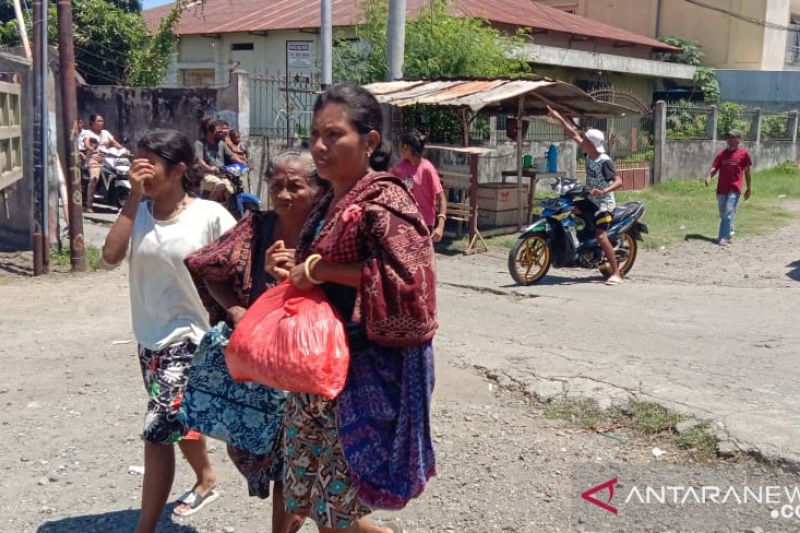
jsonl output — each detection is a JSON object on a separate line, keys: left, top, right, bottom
{"left": 435, "top": 221, "right": 800, "bottom": 463}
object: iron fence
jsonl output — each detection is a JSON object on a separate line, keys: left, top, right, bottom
{"left": 761, "top": 112, "right": 794, "bottom": 141}
{"left": 249, "top": 73, "right": 323, "bottom": 140}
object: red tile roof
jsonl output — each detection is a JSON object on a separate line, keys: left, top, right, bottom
{"left": 143, "top": 0, "right": 676, "bottom": 51}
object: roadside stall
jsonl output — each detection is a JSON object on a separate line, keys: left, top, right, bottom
{"left": 364, "top": 78, "right": 637, "bottom": 253}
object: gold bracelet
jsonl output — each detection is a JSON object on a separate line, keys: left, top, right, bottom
{"left": 437, "top": 214, "right": 446, "bottom": 220}
{"left": 303, "top": 254, "right": 324, "bottom": 285}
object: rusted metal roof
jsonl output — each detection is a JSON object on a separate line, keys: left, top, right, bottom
{"left": 143, "top": 0, "right": 676, "bottom": 51}
{"left": 363, "top": 78, "right": 639, "bottom": 118}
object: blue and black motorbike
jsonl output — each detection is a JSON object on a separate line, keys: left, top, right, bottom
{"left": 217, "top": 162, "right": 261, "bottom": 219}
{"left": 507, "top": 177, "right": 648, "bottom": 285}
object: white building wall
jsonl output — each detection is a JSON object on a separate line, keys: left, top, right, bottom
{"left": 166, "top": 30, "right": 322, "bottom": 87}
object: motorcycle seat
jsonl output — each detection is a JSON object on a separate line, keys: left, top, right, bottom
{"left": 612, "top": 203, "right": 639, "bottom": 221}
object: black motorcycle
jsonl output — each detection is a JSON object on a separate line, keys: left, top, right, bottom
{"left": 508, "top": 177, "right": 648, "bottom": 285}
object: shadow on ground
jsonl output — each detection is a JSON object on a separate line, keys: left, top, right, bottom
{"left": 0, "top": 251, "right": 33, "bottom": 276}
{"left": 501, "top": 272, "right": 603, "bottom": 288}
{"left": 788, "top": 260, "right": 800, "bottom": 282}
{"left": 37, "top": 509, "right": 197, "bottom": 533}
{"left": 684, "top": 233, "right": 717, "bottom": 243}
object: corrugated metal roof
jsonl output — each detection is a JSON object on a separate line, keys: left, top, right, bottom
{"left": 143, "top": 0, "right": 676, "bottom": 51}
{"left": 363, "top": 78, "right": 639, "bottom": 117}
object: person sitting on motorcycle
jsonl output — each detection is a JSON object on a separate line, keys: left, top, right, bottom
{"left": 82, "top": 113, "right": 124, "bottom": 212}
{"left": 227, "top": 129, "right": 248, "bottom": 161}
{"left": 547, "top": 106, "right": 624, "bottom": 286}
{"left": 195, "top": 118, "right": 245, "bottom": 202}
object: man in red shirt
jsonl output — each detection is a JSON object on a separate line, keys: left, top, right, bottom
{"left": 704, "top": 130, "right": 752, "bottom": 245}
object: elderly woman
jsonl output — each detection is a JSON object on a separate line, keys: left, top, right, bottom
{"left": 285, "top": 83, "right": 437, "bottom": 533}
{"left": 185, "top": 151, "right": 396, "bottom": 533}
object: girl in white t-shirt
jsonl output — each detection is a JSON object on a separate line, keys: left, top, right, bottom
{"left": 102, "top": 130, "right": 236, "bottom": 531}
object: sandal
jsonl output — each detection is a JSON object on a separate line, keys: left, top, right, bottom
{"left": 172, "top": 488, "right": 220, "bottom": 517}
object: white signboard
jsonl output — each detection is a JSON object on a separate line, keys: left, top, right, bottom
{"left": 286, "top": 40, "right": 313, "bottom": 71}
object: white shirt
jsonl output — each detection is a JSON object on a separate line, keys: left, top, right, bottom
{"left": 81, "top": 129, "right": 116, "bottom": 150}
{"left": 119, "top": 198, "right": 236, "bottom": 350}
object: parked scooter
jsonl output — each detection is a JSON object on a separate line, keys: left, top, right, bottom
{"left": 205, "top": 162, "right": 261, "bottom": 219}
{"left": 82, "top": 146, "right": 132, "bottom": 209}
{"left": 507, "top": 177, "right": 648, "bottom": 285}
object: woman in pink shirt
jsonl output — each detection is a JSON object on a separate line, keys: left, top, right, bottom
{"left": 392, "top": 130, "right": 447, "bottom": 242}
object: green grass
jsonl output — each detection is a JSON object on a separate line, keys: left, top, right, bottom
{"left": 674, "top": 423, "right": 719, "bottom": 458}
{"left": 481, "top": 163, "right": 800, "bottom": 251}
{"left": 50, "top": 245, "right": 102, "bottom": 271}
{"left": 544, "top": 397, "right": 721, "bottom": 460}
{"left": 543, "top": 397, "right": 605, "bottom": 430}
{"left": 628, "top": 400, "right": 685, "bottom": 435}
{"left": 616, "top": 164, "right": 800, "bottom": 249}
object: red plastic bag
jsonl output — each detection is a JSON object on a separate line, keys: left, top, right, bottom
{"left": 226, "top": 280, "right": 350, "bottom": 400}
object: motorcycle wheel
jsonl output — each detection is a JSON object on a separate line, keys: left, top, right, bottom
{"left": 110, "top": 187, "right": 130, "bottom": 208}
{"left": 616, "top": 231, "right": 638, "bottom": 276}
{"left": 508, "top": 232, "right": 551, "bottom": 285}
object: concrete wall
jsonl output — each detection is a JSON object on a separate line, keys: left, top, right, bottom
{"left": 540, "top": 0, "right": 791, "bottom": 71}
{"left": 0, "top": 54, "right": 34, "bottom": 250}
{"left": 77, "top": 71, "right": 250, "bottom": 149}
{"left": 661, "top": 140, "right": 797, "bottom": 181}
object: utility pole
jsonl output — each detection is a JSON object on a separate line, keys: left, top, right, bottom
{"left": 320, "top": 0, "right": 332, "bottom": 87}
{"left": 32, "top": 0, "right": 48, "bottom": 275}
{"left": 386, "top": 0, "right": 406, "bottom": 81}
{"left": 11, "top": 0, "right": 31, "bottom": 60}
{"left": 57, "top": 0, "right": 86, "bottom": 272}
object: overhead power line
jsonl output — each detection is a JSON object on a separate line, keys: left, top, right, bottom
{"left": 685, "top": 0, "right": 800, "bottom": 33}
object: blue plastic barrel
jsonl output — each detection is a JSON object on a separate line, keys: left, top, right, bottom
{"left": 547, "top": 144, "right": 558, "bottom": 173}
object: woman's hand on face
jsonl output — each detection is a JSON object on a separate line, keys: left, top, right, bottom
{"left": 129, "top": 158, "right": 154, "bottom": 197}
{"left": 264, "top": 240, "right": 296, "bottom": 281}
{"left": 289, "top": 263, "right": 315, "bottom": 291}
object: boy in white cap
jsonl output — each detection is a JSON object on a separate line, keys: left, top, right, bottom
{"left": 548, "top": 106, "right": 624, "bottom": 285}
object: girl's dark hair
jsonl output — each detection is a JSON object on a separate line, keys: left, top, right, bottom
{"left": 89, "top": 113, "right": 103, "bottom": 125}
{"left": 401, "top": 129, "right": 428, "bottom": 157}
{"left": 313, "top": 82, "right": 385, "bottom": 169}
{"left": 137, "top": 129, "right": 202, "bottom": 194}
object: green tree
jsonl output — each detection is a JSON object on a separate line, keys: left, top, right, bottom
{"left": 334, "top": 0, "right": 531, "bottom": 143}
{"left": 334, "top": 0, "right": 531, "bottom": 83}
{"left": 128, "top": 1, "right": 187, "bottom": 86}
{"left": 71, "top": 0, "right": 150, "bottom": 85}
{"left": 107, "top": 0, "right": 142, "bottom": 12}
{"left": 655, "top": 36, "right": 704, "bottom": 66}
{"left": 693, "top": 67, "right": 720, "bottom": 103}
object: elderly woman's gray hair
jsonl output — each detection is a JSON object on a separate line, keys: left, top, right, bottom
{"left": 265, "top": 150, "right": 322, "bottom": 190}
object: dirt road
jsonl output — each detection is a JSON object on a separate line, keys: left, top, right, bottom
{"left": 436, "top": 215, "right": 800, "bottom": 463}
{"left": 0, "top": 214, "right": 798, "bottom": 532}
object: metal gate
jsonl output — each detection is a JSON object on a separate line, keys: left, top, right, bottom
{"left": 248, "top": 73, "right": 322, "bottom": 141}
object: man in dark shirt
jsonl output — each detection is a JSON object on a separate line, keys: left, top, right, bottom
{"left": 195, "top": 118, "right": 244, "bottom": 202}
{"left": 705, "top": 130, "right": 753, "bottom": 246}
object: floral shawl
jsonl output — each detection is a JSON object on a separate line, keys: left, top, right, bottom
{"left": 185, "top": 211, "right": 278, "bottom": 325}
{"left": 296, "top": 172, "right": 437, "bottom": 347}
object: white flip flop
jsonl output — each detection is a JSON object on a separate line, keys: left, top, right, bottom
{"left": 172, "top": 488, "right": 220, "bottom": 517}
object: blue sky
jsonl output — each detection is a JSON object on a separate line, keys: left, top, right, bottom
{"left": 142, "top": 0, "right": 173, "bottom": 8}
